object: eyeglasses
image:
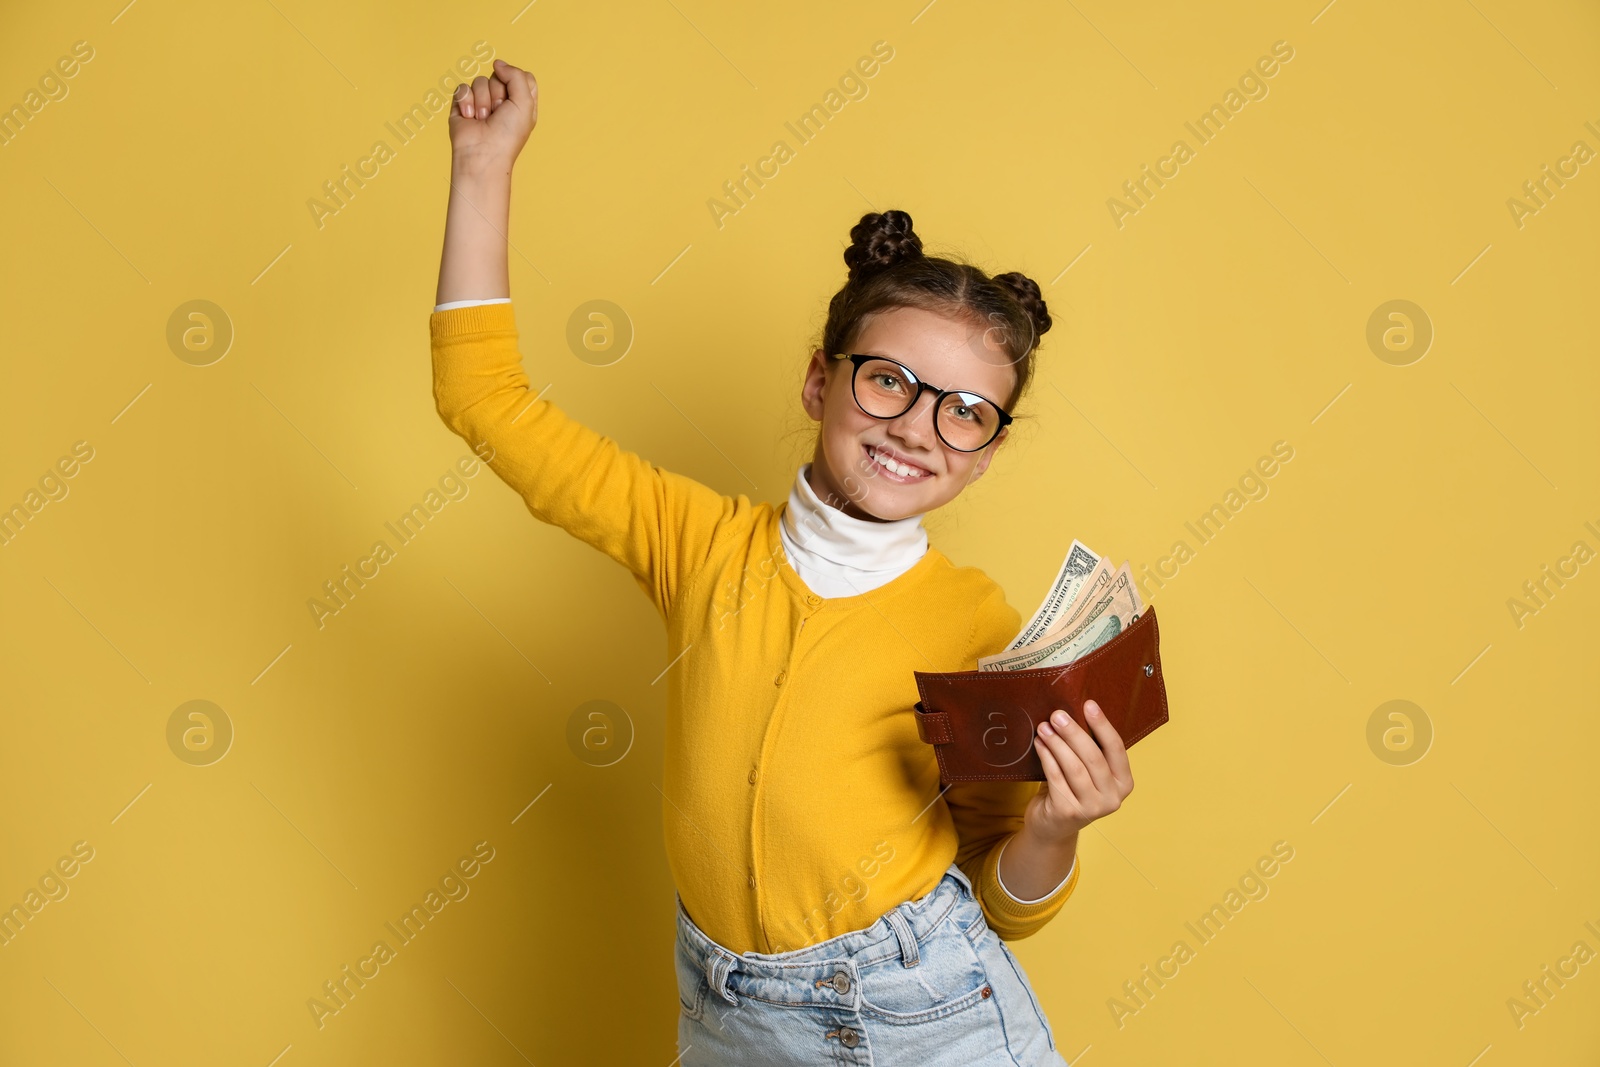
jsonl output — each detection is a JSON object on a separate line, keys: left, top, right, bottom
{"left": 829, "top": 353, "right": 1013, "bottom": 452}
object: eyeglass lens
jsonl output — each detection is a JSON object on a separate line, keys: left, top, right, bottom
{"left": 854, "top": 358, "right": 1001, "bottom": 451}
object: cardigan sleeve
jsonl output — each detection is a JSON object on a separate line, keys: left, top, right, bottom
{"left": 430, "top": 301, "right": 737, "bottom": 621}
{"left": 945, "top": 582, "right": 1082, "bottom": 940}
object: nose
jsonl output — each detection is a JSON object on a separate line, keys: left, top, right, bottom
{"left": 885, "top": 390, "right": 939, "bottom": 451}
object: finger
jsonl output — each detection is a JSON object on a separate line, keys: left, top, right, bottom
{"left": 1048, "top": 708, "right": 1116, "bottom": 796}
{"left": 488, "top": 71, "right": 508, "bottom": 111}
{"left": 1033, "top": 730, "right": 1075, "bottom": 808}
{"left": 1082, "top": 699, "right": 1133, "bottom": 783}
{"left": 1037, "top": 719, "right": 1092, "bottom": 800}
{"left": 494, "top": 58, "right": 537, "bottom": 112}
{"left": 452, "top": 81, "right": 473, "bottom": 119}
{"left": 471, "top": 75, "right": 492, "bottom": 119}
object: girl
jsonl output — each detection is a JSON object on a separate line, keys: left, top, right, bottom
{"left": 432, "top": 60, "right": 1135, "bottom": 1067}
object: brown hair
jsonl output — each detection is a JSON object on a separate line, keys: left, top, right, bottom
{"left": 817, "top": 208, "right": 1053, "bottom": 417}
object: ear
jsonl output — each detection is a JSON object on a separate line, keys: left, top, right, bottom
{"left": 967, "top": 425, "right": 1008, "bottom": 483}
{"left": 801, "top": 348, "right": 830, "bottom": 421}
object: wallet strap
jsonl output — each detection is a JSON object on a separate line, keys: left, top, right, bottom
{"left": 913, "top": 702, "right": 954, "bottom": 745}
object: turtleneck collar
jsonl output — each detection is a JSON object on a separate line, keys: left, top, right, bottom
{"left": 778, "top": 461, "right": 929, "bottom": 599}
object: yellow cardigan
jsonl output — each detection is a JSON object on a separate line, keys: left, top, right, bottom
{"left": 430, "top": 303, "right": 1079, "bottom": 953}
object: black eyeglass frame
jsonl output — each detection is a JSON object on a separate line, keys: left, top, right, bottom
{"left": 829, "top": 352, "right": 1015, "bottom": 453}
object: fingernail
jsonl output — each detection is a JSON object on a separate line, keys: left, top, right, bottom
{"left": 1039, "top": 721, "right": 1053, "bottom": 736}
{"left": 1052, "top": 710, "right": 1069, "bottom": 728}
{"left": 1087, "top": 703, "right": 1100, "bottom": 718}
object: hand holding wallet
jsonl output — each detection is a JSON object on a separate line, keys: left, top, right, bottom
{"left": 912, "top": 543, "right": 1171, "bottom": 783}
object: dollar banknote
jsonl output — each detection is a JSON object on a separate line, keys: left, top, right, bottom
{"left": 1003, "top": 539, "right": 1101, "bottom": 651}
{"left": 980, "top": 561, "right": 1145, "bottom": 671}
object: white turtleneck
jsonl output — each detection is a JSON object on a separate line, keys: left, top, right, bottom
{"left": 778, "top": 461, "right": 929, "bottom": 598}
{"left": 429, "top": 298, "right": 1079, "bottom": 906}
{"left": 775, "top": 460, "right": 1076, "bottom": 905}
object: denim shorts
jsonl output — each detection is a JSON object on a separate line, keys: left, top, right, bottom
{"left": 674, "top": 862, "right": 1068, "bottom": 1066}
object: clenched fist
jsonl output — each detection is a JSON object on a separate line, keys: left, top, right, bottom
{"left": 448, "top": 58, "right": 539, "bottom": 171}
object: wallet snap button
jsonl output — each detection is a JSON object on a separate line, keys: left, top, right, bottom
{"left": 1144, "top": 663, "right": 1154, "bottom": 676}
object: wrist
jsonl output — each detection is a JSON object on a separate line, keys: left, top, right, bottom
{"left": 1019, "top": 819, "right": 1079, "bottom": 854}
{"left": 450, "top": 150, "right": 514, "bottom": 184}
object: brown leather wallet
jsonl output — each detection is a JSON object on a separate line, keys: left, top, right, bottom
{"left": 913, "top": 605, "right": 1169, "bottom": 783}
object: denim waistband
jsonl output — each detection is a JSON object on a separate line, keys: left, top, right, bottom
{"left": 675, "top": 862, "right": 977, "bottom": 1010}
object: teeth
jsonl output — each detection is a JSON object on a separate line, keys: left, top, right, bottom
{"left": 869, "top": 445, "right": 927, "bottom": 478}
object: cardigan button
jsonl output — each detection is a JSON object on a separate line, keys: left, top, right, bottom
{"left": 774, "top": 670, "right": 786, "bottom": 686}
{"left": 748, "top": 766, "right": 758, "bottom": 784}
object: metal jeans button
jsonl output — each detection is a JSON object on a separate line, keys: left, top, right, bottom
{"left": 830, "top": 971, "right": 850, "bottom": 994}
{"left": 839, "top": 1027, "right": 859, "bottom": 1048}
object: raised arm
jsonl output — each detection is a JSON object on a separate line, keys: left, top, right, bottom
{"left": 431, "top": 61, "right": 740, "bottom": 621}
{"left": 436, "top": 59, "right": 530, "bottom": 306}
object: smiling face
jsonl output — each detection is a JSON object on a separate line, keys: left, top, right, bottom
{"left": 800, "top": 305, "right": 1020, "bottom": 522}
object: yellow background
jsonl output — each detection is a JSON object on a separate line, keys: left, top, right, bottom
{"left": 2, "top": 0, "right": 1597, "bottom": 1063}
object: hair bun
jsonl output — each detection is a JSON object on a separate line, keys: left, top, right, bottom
{"left": 993, "top": 271, "right": 1052, "bottom": 345}
{"left": 843, "top": 209, "right": 923, "bottom": 283}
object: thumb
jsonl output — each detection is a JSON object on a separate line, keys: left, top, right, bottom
{"left": 494, "top": 59, "right": 537, "bottom": 115}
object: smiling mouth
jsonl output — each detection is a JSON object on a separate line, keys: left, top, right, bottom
{"left": 864, "top": 443, "right": 933, "bottom": 482}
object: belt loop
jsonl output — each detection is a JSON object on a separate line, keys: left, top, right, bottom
{"left": 886, "top": 909, "right": 920, "bottom": 968}
{"left": 705, "top": 948, "right": 739, "bottom": 1005}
